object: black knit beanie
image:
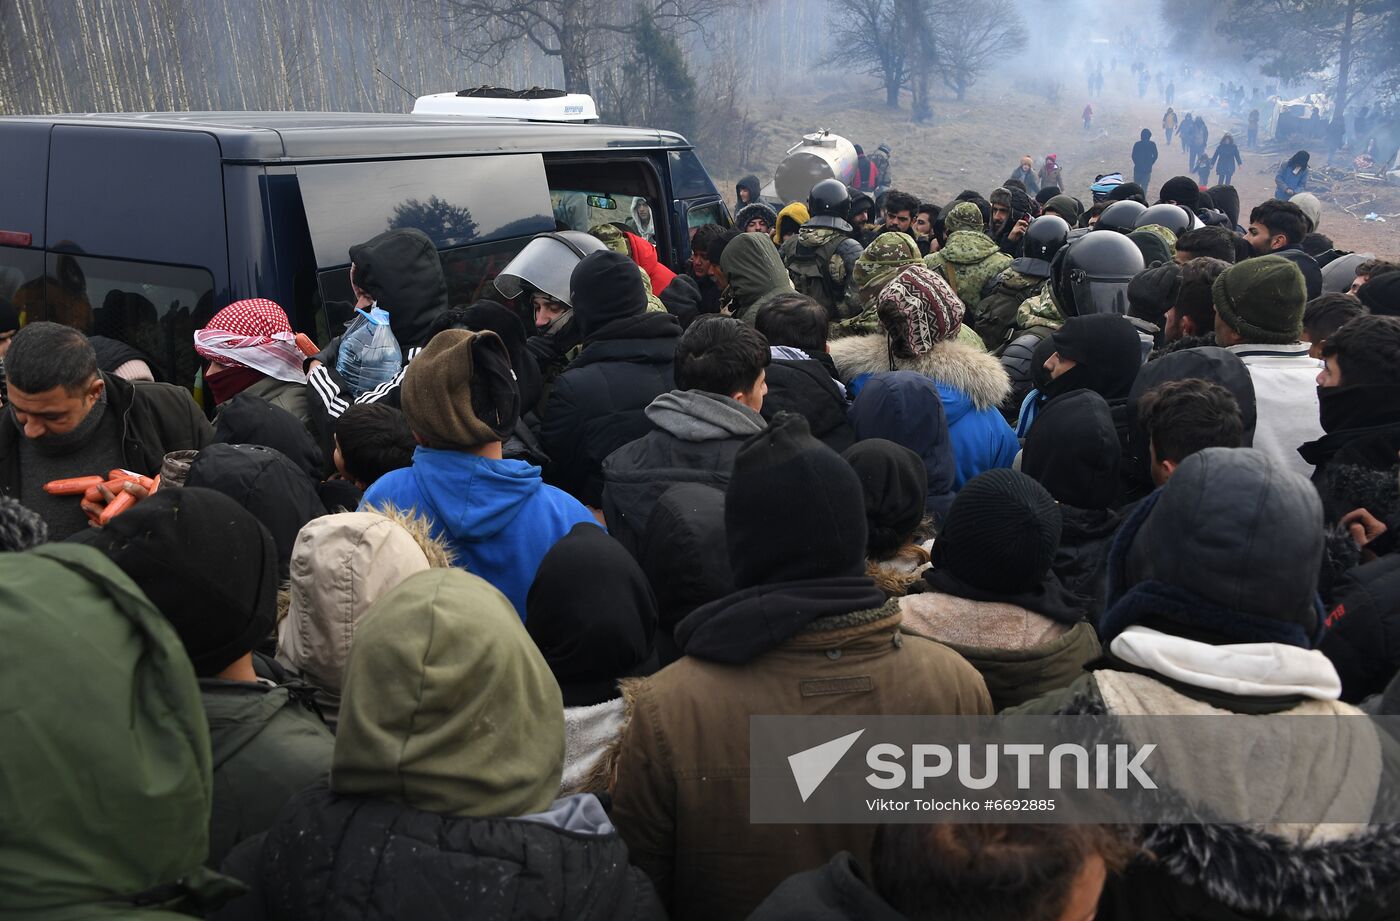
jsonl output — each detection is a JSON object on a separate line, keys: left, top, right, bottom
{"left": 1358, "top": 272, "right": 1400, "bottom": 317}
{"left": 1159, "top": 176, "right": 1201, "bottom": 210}
{"left": 569, "top": 250, "right": 648, "bottom": 340}
{"left": 726, "top": 413, "right": 867, "bottom": 588}
{"left": 933, "top": 469, "right": 1062, "bottom": 593}
{"left": 842, "top": 438, "right": 928, "bottom": 559}
{"left": 69, "top": 487, "right": 278, "bottom": 677}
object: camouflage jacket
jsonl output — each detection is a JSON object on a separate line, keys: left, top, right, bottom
{"left": 923, "top": 231, "right": 1013, "bottom": 317}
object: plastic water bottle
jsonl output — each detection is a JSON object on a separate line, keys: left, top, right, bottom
{"left": 336, "top": 306, "right": 402, "bottom": 397}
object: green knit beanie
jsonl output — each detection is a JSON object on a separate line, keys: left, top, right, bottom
{"left": 1212, "top": 255, "right": 1306, "bottom": 344}
{"left": 946, "top": 202, "right": 985, "bottom": 235}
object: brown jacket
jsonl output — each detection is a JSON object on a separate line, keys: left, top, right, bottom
{"left": 610, "top": 604, "right": 993, "bottom": 921}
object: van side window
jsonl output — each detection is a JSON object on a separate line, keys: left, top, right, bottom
{"left": 0, "top": 247, "right": 44, "bottom": 320}
{"left": 669, "top": 150, "right": 719, "bottom": 199}
{"left": 39, "top": 253, "right": 213, "bottom": 391}
{"left": 550, "top": 191, "right": 658, "bottom": 245}
{"left": 686, "top": 202, "right": 728, "bottom": 232}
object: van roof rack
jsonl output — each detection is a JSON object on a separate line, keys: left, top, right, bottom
{"left": 455, "top": 86, "right": 568, "bottom": 100}
{"left": 414, "top": 87, "right": 597, "bottom": 122}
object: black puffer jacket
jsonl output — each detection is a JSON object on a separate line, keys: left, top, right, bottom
{"left": 215, "top": 786, "right": 665, "bottom": 921}
{"left": 186, "top": 443, "right": 327, "bottom": 576}
{"left": 760, "top": 357, "right": 854, "bottom": 453}
{"left": 539, "top": 312, "right": 681, "bottom": 506}
{"left": 1022, "top": 391, "right": 1124, "bottom": 621}
{"left": 213, "top": 393, "right": 324, "bottom": 478}
{"left": 1320, "top": 554, "right": 1400, "bottom": 703}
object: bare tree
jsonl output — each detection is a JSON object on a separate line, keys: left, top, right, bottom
{"left": 825, "top": 0, "right": 910, "bottom": 109}
{"left": 934, "top": 0, "right": 1027, "bottom": 101}
{"left": 427, "top": 0, "right": 732, "bottom": 95}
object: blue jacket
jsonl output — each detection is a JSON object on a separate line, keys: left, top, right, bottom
{"left": 1275, "top": 165, "right": 1308, "bottom": 198}
{"left": 360, "top": 447, "right": 597, "bottom": 617}
{"left": 938, "top": 382, "right": 1020, "bottom": 487}
{"left": 850, "top": 372, "right": 1019, "bottom": 488}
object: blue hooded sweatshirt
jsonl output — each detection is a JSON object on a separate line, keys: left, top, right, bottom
{"left": 360, "top": 447, "right": 597, "bottom": 618}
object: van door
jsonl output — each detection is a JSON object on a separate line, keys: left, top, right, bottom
{"left": 0, "top": 122, "right": 50, "bottom": 329}
{"left": 667, "top": 149, "right": 730, "bottom": 268}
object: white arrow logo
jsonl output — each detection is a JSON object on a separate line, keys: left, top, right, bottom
{"left": 788, "top": 729, "right": 865, "bottom": 802}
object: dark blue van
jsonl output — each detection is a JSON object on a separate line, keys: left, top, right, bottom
{"left": 0, "top": 112, "right": 729, "bottom": 389}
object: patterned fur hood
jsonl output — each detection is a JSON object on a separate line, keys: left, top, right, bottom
{"left": 1052, "top": 676, "right": 1400, "bottom": 921}
{"left": 829, "top": 333, "right": 1012, "bottom": 411}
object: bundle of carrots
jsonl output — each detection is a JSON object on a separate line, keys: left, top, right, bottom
{"left": 44, "top": 469, "right": 161, "bottom": 526}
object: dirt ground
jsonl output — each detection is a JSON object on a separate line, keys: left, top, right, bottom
{"left": 717, "top": 75, "right": 1400, "bottom": 257}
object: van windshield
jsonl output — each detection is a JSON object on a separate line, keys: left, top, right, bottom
{"left": 551, "top": 190, "right": 658, "bottom": 246}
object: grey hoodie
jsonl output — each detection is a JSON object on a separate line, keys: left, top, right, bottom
{"left": 603, "top": 390, "right": 767, "bottom": 556}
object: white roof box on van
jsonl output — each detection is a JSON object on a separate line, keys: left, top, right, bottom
{"left": 413, "top": 87, "right": 598, "bottom": 123}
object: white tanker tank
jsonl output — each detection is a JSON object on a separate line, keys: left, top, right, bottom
{"left": 764, "top": 130, "right": 859, "bottom": 205}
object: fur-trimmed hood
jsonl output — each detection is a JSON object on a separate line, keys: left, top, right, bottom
{"left": 829, "top": 332, "right": 1012, "bottom": 411}
{"left": 1046, "top": 673, "right": 1400, "bottom": 921}
{"left": 275, "top": 506, "right": 455, "bottom": 729}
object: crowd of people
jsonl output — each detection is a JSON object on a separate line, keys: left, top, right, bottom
{"left": 4, "top": 146, "right": 1400, "bottom": 921}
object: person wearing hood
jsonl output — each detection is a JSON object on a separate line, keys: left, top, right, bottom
{"left": 1039, "top": 154, "right": 1064, "bottom": 192}
{"left": 194, "top": 298, "right": 311, "bottom": 426}
{"left": 849, "top": 372, "right": 958, "bottom": 523}
{"left": 1275, "top": 149, "right": 1311, "bottom": 200}
{"left": 736, "top": 201, "right": 779, "bottom": 237}
{"left": 539, "top": 251, "right": 681, "bottom": 507}
{"left": 359, "top": 329, "right": 595, "bottom": 616}
{"left": 638, "top": 483, "right": 734, "bottom": 666}
{"left": 717, "top": 230, "right": 794, "bottom": 325}
{"left": 629, "top": 196, "right": 658, "bottom": 243}
{"left": 833, "top": 265, "right": 1017, "bottom": 486}
{"left": 213, "top": 392, "right": 324, "bottom": 479}
{"left": 72, "top": 488, "right": 334, "bottom": 870}
{"left": 1131, "top": 129, "right": 1159, "bottom": 191}
{"left": 1212, "top": 255, "right": 1324, "bottom": 480}
{"left": 186, "top": 442, "right": 328, "bottom": 576}
{"left": 1011, "top": 448, "right": 1400, "bottom": 921}
{"left": 754, "top": 293, "right": 856, "bottom": 452}
{"left": 735, "top": 174, "right": 761, "bottom": 208}
{"left": 305, "top": 228, "right": 449, "bottom": 448}
{"left": 1206, "top": 183, "right": 1243, "bottom": 232}
{"left": 1, "top": 322, "right": 213, "bottom": 540}
{"left": 900, "top": 469, "right": 1099, "bottom": 711}
{"left": 1009, "top": 155, "right": 1041, "bottom": 196}
{"left": 610, "top": 414, "right": 992, "bottom": 921}
{"left": 1019, "top": 313, "right": 1143, "bottom": 446}
{"left": 1022, "top": 390, "right": 1125, "bottom": 622}
{"left": 1301, "top": 315, "right": 1400, "bottom": 490}
{"left": 602, "top": 316, "right": 769, "bottom": 557}
{"left": 216, "top": 568, "right": 665, "bottom": 921}
{"left": 843, "top": 438, "right": 935, "bottom": 597}
{"left": 922, "top": 201, "right": 1013, "bottom": 315}
{"left": 277, "top": 509, "right": 454, "bottom": 730}
{"left": 526, "top": 522, "right": 659, "bottom": 791}
{"left": 772, "top": 201, "right": 810, "bottom": 246}
{"left": 0, "top": 543, "right": 241, "bottom": 919}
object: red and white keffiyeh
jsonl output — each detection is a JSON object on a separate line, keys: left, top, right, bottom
{"left": 194, "top": 298, "right": 307, "bottom": 383}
